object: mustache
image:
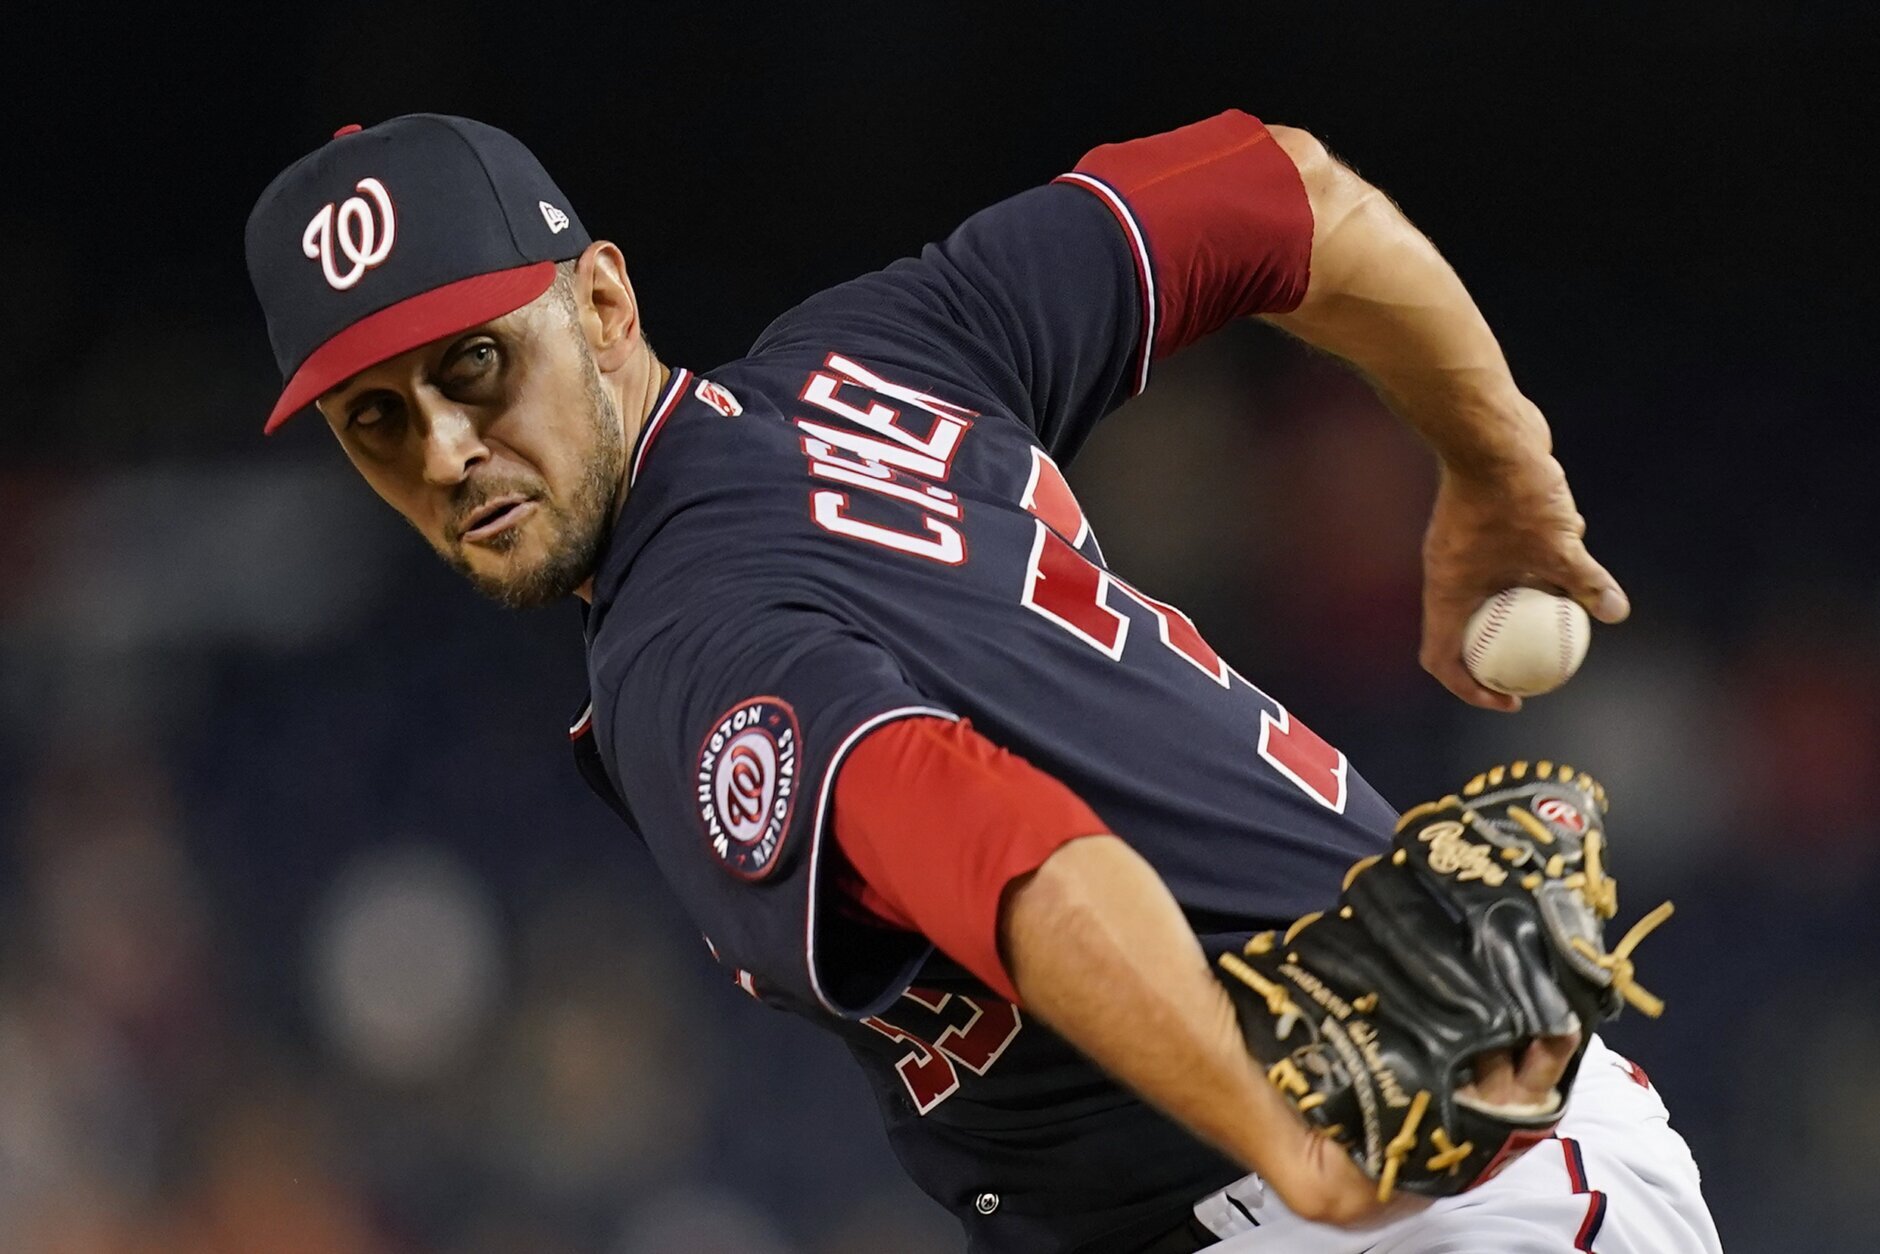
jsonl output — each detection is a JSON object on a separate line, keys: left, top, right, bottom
{"left": 449, "top": 476, "right": 545, "bottom": 539}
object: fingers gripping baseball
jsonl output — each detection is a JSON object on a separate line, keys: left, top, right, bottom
{"left": 1420, "top": 455, "right": 1629, "bottom": 711}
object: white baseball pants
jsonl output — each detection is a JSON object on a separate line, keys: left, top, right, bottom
{"left": 1193, "top": 1035, "right": 1722, "bottom": 1253}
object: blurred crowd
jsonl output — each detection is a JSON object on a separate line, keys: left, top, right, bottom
{"left": 3, "top": 328, "right": 1875, "bottom": 1252}
{"left": 0, "top": 487, "right": 961, "bottom": 1254}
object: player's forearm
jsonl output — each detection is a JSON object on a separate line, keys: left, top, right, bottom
{"left": 1262, "top": 127, "right": 1550, "bottom": 476}
{"left": 1000, "top": 836, "right": 1329, "bottom": 1197}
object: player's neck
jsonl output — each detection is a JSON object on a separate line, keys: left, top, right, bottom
{"left": 574, "top": 355, "right": 670, "bottom": 604}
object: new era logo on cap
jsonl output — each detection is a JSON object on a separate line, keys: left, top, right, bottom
{"left": 245, "top": 114, "right": 593, "bottom": 432}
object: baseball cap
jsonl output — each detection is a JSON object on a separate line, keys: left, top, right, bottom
{"left": 245, "top": 114, "right": 592, "bottom": 433}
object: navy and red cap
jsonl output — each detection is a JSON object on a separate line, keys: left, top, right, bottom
{"left": 245, "top": 114, "right": 592, "bottom": 433}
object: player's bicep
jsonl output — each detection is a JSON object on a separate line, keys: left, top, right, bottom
{"left": 832, "top": 715, "right": 1112, "bottom": 1003}
{"left": 1064, "top": 109, "right": 1315, "bottom": 363}
{"left": 751, "top": 111, "right": 1314, "bottom": 471}
{"left": 911, "top": 110, "right": 1322, "bottom": 462}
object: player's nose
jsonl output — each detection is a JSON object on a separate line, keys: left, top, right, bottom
{"left": 415, "top": 399, "right": 490, "bottom": 488}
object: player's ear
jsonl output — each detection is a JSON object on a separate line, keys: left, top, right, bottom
{"left": 574, "top": 240, "right": 640, "bottom": 371}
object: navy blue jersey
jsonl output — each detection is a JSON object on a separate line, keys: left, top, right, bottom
{"left": 574, "top": 131, "right": 1398, "bottom": 1253}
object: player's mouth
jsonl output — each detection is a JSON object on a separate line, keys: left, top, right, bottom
{"left": 458, "top": 494, "right": 539, "bottom": 544}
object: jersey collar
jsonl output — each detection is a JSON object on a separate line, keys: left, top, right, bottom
{"left": 584, "top": 364, "right": 693, "bottom": 625}
{"left": 627, "top": 366, "right": 693, "bottom": 489}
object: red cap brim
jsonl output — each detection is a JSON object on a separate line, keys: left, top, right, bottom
{"left": 264, "top": 261, "right": 558, "bottom": 433}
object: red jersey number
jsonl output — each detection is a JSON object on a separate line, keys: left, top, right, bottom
{"left": 1017, "top": 448, "right": 1347, "bottom": 812}
{"left": 863, "top": 989, "right": 1023, "bottom": 1115}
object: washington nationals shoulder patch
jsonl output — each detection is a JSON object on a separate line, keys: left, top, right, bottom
{"left": 696, "top": 696, "right": 800, "bottom": 880}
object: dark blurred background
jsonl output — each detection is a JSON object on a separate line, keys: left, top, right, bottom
{"left": 2, "top": 4, "right": 1875, "bottom": 1251}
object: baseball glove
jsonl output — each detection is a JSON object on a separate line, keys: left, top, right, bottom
{"left": 1217, "top": 762, "right": 1673, "bottom": 1201}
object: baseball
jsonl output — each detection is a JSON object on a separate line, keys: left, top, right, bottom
{"left": 1462, "top": 588, "right": 1591, "bottom": 696}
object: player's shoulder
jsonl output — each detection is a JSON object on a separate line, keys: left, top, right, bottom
{"left": 746, "top": 179, "right": 1123, "bottom": 385}
{"left": 585, "top": 556, "right": 840, "bottom": 728}
{"left": 743, "top": 260, "right": 1002, "bottom": 402}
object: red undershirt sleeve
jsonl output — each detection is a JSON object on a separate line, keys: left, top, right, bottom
{"left": 831, "top": 716, "right": 1110, "bottom": 1004}
{"left": 1057, "top": 109, "right": 1315, "bottom": 362}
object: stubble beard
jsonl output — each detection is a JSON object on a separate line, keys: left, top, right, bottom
{"left": 447, "top": 352, "right": 625, "bottom": 610}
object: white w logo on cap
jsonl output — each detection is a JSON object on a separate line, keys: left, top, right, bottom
{"left": 302, "top": 178, "right": 397, "bottom": 291}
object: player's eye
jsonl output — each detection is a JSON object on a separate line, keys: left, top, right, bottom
{"left": 345, "top": 393, "right": 407, "bottom": 440}
{"left": 442, "top": 337, "right": 501, "bottom": 386}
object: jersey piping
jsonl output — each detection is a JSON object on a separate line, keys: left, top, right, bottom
{"left": 1052, "top": 172, "right": 1157, "bottom": 396}
{"left": 628, "top": 366, "right": 694, "bottom": 487}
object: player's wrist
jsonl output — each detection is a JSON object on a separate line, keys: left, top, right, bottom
{"left": 1386, "top": 379, "right": 1553, "bottom": 481}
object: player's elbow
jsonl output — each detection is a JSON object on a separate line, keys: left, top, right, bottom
{"left": 997, "top": 835, "right": 1133, "bottom": 998}
{"left": 1266, "top": 124, "right": 1333, "bottom": 183}
{"left": 1267, "top": 124, "right": 1375, "bottom": 224}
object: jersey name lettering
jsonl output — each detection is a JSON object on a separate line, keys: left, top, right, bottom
{"left": 796, "top": 354, "right": 977, "bottom": 565}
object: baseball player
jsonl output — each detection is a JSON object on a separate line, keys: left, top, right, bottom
{"left": 245, "top": 112, "right": 1721, "bottom": 1253}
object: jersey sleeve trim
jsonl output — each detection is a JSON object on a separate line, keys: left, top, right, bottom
{"left": 1051, "top": 172, "right": 1157, "bottom": 398}
{"left": 1066, "top": 112, "right": 1314, "bottom": 360}
{"left": 627, "top": 366, "right": 694, "bottom": 488}
{"left": 833, "top": 716, "right": 1115, "bottom": 1004}
{"left": 804, "top": 703, "right": 958, "bottom": 1017}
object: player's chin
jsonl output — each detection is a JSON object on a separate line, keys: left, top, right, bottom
{"left": 451, "top": 530, "right": 584, "bottom": 609}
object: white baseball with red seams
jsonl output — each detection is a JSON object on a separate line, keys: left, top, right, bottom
{"left": 1462, "top": 588, "right": 1592, "bottom": 697}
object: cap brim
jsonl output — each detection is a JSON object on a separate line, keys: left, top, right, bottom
{"left": 264, "top": 261, "right": 558, "bottom": 433}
